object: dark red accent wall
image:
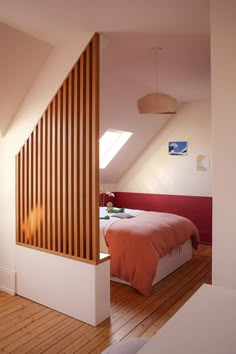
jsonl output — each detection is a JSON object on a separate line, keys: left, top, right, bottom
{"left": 115, "top": 192, "right": 212, "bottom": 245}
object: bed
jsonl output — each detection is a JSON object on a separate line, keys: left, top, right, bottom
{"left": 100, "top": 207, "right": 199, "bottom": 295}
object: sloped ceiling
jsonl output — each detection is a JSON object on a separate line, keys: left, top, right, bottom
{"left": 0, "top": 22, "right": 52, "bottom": 137}
{"left": 100, "top": 33, "right": 210, "bottom": 183}
{"left": 0, "top": 0, "right": 210, "bottom": 183}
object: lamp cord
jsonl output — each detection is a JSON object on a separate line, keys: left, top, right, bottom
{"left": 153, "top": 47, "right": 162, "bottom": 93}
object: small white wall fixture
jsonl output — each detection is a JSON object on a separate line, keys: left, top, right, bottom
{"left": 15, "top": 245, "right": 110, "bottom": 326}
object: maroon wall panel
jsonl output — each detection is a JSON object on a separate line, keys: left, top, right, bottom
{"left": 115, "top": 192, "right": 212, "bottom": 244}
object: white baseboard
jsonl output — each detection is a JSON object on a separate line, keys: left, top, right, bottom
{"left": 0, "top": 266, "right": 16, "bottom": 295}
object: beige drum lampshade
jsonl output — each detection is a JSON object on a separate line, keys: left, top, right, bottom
{"left": 137, "top": 92, "right": 177, "bottom": 114}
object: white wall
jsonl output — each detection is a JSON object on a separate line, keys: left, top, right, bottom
{"left": 0, "top": 23, "right": 52, "bottom": 137}
{"left": 211, "top": 0, "right": 236, "bottom": 289}
{"left": 116, "top": 99, "right": 211, "bottom": 197}
{"left": 0, "top": 32, "right": 94, "bottom": 294}
{"left": 16, "top": 245, "right": 110, "bottom": 326}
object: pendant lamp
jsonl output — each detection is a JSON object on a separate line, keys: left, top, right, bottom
{"left": 137, "top": 47, "right": 177, "bottom": 114}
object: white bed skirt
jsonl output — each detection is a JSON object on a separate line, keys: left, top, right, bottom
{"left": 110, "top": 239, "right": 192, "bottom": 287}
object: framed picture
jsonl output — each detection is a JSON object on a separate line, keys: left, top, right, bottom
{"left": 168, "top": 141, "right": 187, "bottom": 155}
{"left": 197, "top": 154, "right": 208, "bottom": 171}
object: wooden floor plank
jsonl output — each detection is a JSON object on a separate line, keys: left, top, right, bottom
{"left": 0, "top": 299, "right": 31, "bottom": 320}
{"left": 42, "top": 323, "right": 91, "bottom": 354}
{"left": 11, "top": 317, "right": 77, "bottom": 354}
{"left": 140, "top": 270, "right": 212, "bottom": 338}
{"left": 193, "top": 244, "right": 212, "bottom": 257}
{"left": 0, "top": 296, "right": 28, "bottom": 312}
{"left": 125, "top": 266, "right": 212, "bottom": 339}
{"left": 0, "top": 308, "right": 54, "bottom": 351}
{"left": 28, "top": 318, "right": 84, "bottom": 354}
{"left": 89, "top": 258, "right": 211, "bottom": 353}
{"left": 0, "top": 303, "right": 49, "bottom": 339}
{"left": 0, "top": 301, "right": 40, "bottom": 329}
{"left": 0, "top": 248, "right": 212, "bottom": 354}
{"left": 0, "top": 292, "right": 10, "bottom": 298}
{"left": 3, "top": 312, "right": 70, "bottom": 353}
{"left": 0, "top": 296, "right": 20, "bottom": 308}
{"left": 61, "top": 257, "right": 206, "bottom": 354}
{"left": 74, "top": 257, "right": 208, "bottom": 353}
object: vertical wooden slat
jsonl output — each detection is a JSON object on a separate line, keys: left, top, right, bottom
{"left": 47, "top": 106, "right": 52, "bottom": 250}
{"left": 24, "top": 142, "right": 29, "bottom": 243}
{"left": 91, "top": 34, "right": 100, "bottom": 262}
{"left": 38, "top": 120, "right": 43, "bottom": 248}
{"left": 33, "top": 128, "right": 37, "bottom": 246}
{"left": 85, "top": 44, "right": 91, "bottom": 260}
{"left": 16, "top": 155, "right": 20, "bottom": 243}
{"left": 42, "top": 113, "right": 47, "bottom": 249}
{"left": 22, "top": 146, "right": 26, "bottom": 244}
{"left": 73, "top": 63, "right": 79, "bottom": 257}
{"left": 62, "top": 80, "right": 68, "bottom": 254}
{"left": 57, "top": 89, "right": 63, "bottom": 253}
{"left": 68, "top": 71, "right": 73, "bottom": 256}
{"left": 27, "top": 138, "right": 32, "bottom": 245}
{"left": 19, "top": 150, "right": 24, "bottom": 243}
{"left": 79, "top": 53, "right": 85, "bottom": 259}
{"left": 52, "top": 96, "right": 57, "bottom": 251}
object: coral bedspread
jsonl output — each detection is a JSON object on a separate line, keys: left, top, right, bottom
{"left": 105, "top": 211, "right": 199, "bottom": 296}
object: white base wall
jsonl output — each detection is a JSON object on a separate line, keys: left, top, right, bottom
{"left": 15, "top": 245, "right": 110, "bottom": 326}
{"left": 0, "top": 266, "right": 16, "bottom": 295}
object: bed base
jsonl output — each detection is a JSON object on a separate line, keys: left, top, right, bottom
{"left": 110, "top": 239, "right": 192, "bottom": 287}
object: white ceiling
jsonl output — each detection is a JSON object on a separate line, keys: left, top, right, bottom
{"left": 0, "top": 0, "right": 209, "bottom": 44}
{"left": 0, "top": 0, "right": 210, "bottom": 183}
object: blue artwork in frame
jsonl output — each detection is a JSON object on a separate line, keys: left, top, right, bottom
{"left": 168, "top": 141, "right": 187, "bottom": 155}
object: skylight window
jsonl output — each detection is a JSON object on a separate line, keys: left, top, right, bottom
{"left": 99, "top": 129, "right": 133, "bottom": 169}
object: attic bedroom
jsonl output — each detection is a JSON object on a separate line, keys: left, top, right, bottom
{"left": 98, "top": 32, "right": 211, "bottom": 297}
{"left": 99, "top": 32, "right": 211, "bottom": 245}
{"left": 1, "top": 26, "right": 212, "bottom": 344}
{"left": 1, "top": 6, "right": 212, "bottom": 334}
{"left": 1, "top": 0, "right": 236, "bottom": 352}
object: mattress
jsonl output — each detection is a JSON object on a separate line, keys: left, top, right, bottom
{"left": 99, "top": 207, "right": 198, "bottom": 294}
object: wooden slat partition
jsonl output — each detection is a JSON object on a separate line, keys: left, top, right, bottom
{"left": 16, "top": 33, "right": 101, "bottom": 264}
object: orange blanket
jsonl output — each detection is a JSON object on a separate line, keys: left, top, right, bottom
{"left": 105, "top": 211, "right": 199, "bottom": 295}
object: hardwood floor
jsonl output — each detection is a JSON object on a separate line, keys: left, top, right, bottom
{"left": 0, "top": 247, "right": 211, "bottom": 354}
